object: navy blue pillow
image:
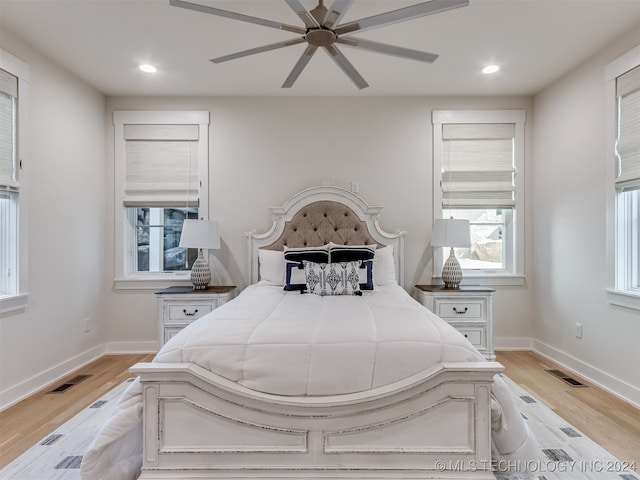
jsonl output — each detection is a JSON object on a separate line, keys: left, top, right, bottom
{"left": 329, "top": 243, "right": 376, "bottom": 263}
{"left": 283, "top": 246, "right": 329, "bottom": 264}
{"left": 284, "top": 261, "right": 308, "bottom": 291}
{"left": 283, "top": 246, "right": 329, "bottom": 291}
{"left": 359, "top": 260, "right": 374, "bottom": 290}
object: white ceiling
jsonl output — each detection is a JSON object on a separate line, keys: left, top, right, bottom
{"left": 1, "top": 0, "right": 639, "bottom": 97}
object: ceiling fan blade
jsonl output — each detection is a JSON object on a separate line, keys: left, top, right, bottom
{"left": 282, "top": 45, "right": 318, "bottom": 88}
{"left": 284, "top": 0, "right": 320, "bottom": 29}
{"left": 336, "top": 37, "right": 438, "bottom": 63}
{"left": 334, "top": 0, "right": 469, "bottom": 35}
{"left": 323, "top": 0, "right": 355, "bottom": 29}
{"left": 211, "top": 38, "right": 306, "bottom": 64}
{"left": 170, "top": 0, "right": 306, "bottom": 35}
{"left": 323, "top": 45, "right": 368, "bottom": 89}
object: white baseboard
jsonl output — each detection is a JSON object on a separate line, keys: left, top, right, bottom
{"left": 0, "top": 341, "right": 159, "bottom": 412}
{"left": 4, "top": 337, "right": 637, "bottom": 412}
{"left": 106, "top": 341, "right": 158, "bottom": 354}
{"left": 532, "top": 339, "right": 640, "bottom": 409}
{"left": 0, "top": 344, "right": 106, "bottom": 411}
{"left": 494, "top": 337, "right": 533, "bottom": 351}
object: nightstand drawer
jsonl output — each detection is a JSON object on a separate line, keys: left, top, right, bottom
{"left": 156, "top": 286, "right": 237, "bottom": 348}
{"left": 457, "top": 327, "right": 486, "bottom": 350}
{"left": 414, "top": 285, "right": 495, "bottom": 360}
{"left": 168, "top": 303, "right": 214, "bottom": 322}
{"left": 436, "top": 301, "right": 483, "bottom": 320}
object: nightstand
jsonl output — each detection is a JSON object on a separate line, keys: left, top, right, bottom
{"left": 414, "top": 285, "right": 495, "bottom": 360}
{"left": 155, "top": 285, "right": 236, "bottom": 347}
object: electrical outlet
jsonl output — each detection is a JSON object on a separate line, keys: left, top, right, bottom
{"left": 351, "top": 180, "right": 359, "bottom": 193}
{"left": 575, "top": 323, "right": 582, "bottom": 339}
{"left": 84, "top": 317, "right": 91, "bottom": 333}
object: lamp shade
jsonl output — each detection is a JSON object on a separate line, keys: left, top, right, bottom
{"left": 179, "top": 220, "right": 220, "bottom": 249}
{"left": 431, "top": 218, "right": 470, "bottom": 248}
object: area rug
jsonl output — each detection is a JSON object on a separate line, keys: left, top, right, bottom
{"left": 1, "top": 375, "right": 637, "bottom": 480}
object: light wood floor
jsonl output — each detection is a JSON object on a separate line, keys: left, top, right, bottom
{"left": 0, "top": 351, "right": 638, "bottom": 470}
{"left": 496, "top": 350, "right": 640, "bottom": 468}
{"left": 0, "top": 353, "right": 154, "bottom": 469}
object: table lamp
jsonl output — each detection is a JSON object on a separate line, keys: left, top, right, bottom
{"left": 431, "top": 218, "right": 470, "bottom": 289}
{"left": 179, "top": 219, "right": 220, "bottom": 289}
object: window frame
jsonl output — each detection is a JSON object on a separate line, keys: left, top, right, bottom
{"left": 605, "top": 44, "right": 640, "bottom": 311}
{"left": 113, "top": 110, "right": 210, "bottom": 290}
{"left": 0, "top": 49, "right": 30, "bottom": 314}
{"left": 432, "top": 109, "right": 526, "bottom": 286}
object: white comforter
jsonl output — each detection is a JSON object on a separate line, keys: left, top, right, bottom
{"left": 81, "top": 284, "right": 537, "bottom": 479}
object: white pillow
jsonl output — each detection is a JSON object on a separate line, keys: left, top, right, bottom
{"left": 373, "top": 245, "right": 397, "bottom": 286}
{"left": 258, "top": 249, "right": 285, "bottom": 285}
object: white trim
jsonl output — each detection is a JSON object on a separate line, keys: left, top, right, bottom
{"left": 434, "top": 274, "right": 526, "bottom": 287}
{"left": 105, "top": 340, "right": 158, "bottom": 354}
{"left": 0, "top": 292, "right": 29, "bottom": 314}
{"left": 533, "top": 339, "right": 640, "bottom": 409}
{"left": 0, "top": 340, "right": 159, "bottom": 411}
{"left": 113, "top": 110, "right": 210, "bottom": 288}
{"left": 0, "top": 344, "right": 106, "bottom": 411}
{"left": 113, "top": 272, "right": 192, "bottom": 290}
{"left": 606, "top": 288, "right": 640, "bottom": 311}
{"left": 493, "top": 337, "right": 533, "bottom": 351}
{"left": 432, "top": 109, "right": 526, "bottom": 285}
{"left": 605, "top": 45, "right": 640, "bottom": 306}
{"left": 0, "top": 49, "right": 30, "bottom": 308}
{"left": 0, "top": 49, "right": 31, "bottom": 81}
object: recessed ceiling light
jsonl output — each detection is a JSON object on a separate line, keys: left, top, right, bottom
{"left": 482, "top": 65, "right": 500, "bottom": 74}
{"left": 139, "top": 64, "right": 157, "bottom": 73}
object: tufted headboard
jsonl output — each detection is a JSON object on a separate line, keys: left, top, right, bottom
{"left": 246, "top": 186, "right": 406, "bottom": 287}
{"left": 261, "top": 200, "right": 379, "bottom": 250}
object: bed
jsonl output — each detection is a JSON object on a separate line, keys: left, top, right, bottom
{"left": 80, "top": 186, "right": 537, "bottom": 480}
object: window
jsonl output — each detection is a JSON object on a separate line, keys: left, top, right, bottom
{"left": 114, "top": 111, "right": 210, "bottom": 289}
{"left": 0, "top": 49, "right": 29, "bottom": 313}
{"left": 432, "top": 110, "right": 526, "bottom": 285}
{"left": 606, "top": 45, "right": 640, "bottom": 310}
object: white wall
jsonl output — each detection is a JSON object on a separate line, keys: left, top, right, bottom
{"left": 531, "top": 27, "right": 640, "bottom": 406}
{"left": 10, "top": 24, "right": 638, "bottom": 410}
{"left": 104, "top": 95, "right": 535, "bottom": 351}
{"left": 0, "top": 30, "right": 107, "bottom": 407}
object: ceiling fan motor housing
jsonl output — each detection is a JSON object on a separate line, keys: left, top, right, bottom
{"left": 305, "top": 28, "right": 337, "bottom": 47}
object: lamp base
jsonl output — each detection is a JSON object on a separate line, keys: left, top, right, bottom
{"left": 190, "top": 249, "right": 211, "bottom": 290}
{"left": 442, "top": 247, "right": 463, "bottom": 289}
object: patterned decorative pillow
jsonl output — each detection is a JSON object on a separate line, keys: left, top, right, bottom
{"left": 303, "top": 261, "right": 363, "bottom": 296}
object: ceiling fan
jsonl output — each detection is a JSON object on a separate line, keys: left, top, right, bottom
{"left": 169, "top": 0, "right": 469, "bottom": 89}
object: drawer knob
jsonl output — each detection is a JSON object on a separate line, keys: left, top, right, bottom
{"left": 183, "top": 308, "right": 199, "bottom": 316}
{"left": 453, "top": 307, "right": 468, "bottom": 314}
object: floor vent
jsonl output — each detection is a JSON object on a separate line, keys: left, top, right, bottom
{"left": 545, "top": 369, "right": 587, "bottom": 387}
{"left": 48, "top": 375, "right": 91, "bottom": 394}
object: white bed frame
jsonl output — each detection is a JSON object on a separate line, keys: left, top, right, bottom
{"left": 132, "top": 186, "right": 503, "bottom": 480}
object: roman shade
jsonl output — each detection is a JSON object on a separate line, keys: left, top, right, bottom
{"left": 123, "top": 124, "right": 200, "bottom": 207}
{"left": 0, "top": 68, "right": 18, "bottom": 192}
{"left": 440, "top": 123, "right": 516, "bottom": 208}
{"left": 616, "top": 64, "right": 640, "bottom": 192}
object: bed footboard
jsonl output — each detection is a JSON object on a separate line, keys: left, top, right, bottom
{"left": 131, "top": 361, "right": 503, "bottom": 479}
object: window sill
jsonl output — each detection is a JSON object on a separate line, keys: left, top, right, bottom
{"left": 0, "top": 293, "right": 30, "bottom": 315}
{"left": 606, "top": 289, "right": 640, "bottom": 311}
{"left": 114, "top": 274, "right": 193, "bottom": 291}
{"left": 434, "top": 274, "right": 526, "bottom": 287}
